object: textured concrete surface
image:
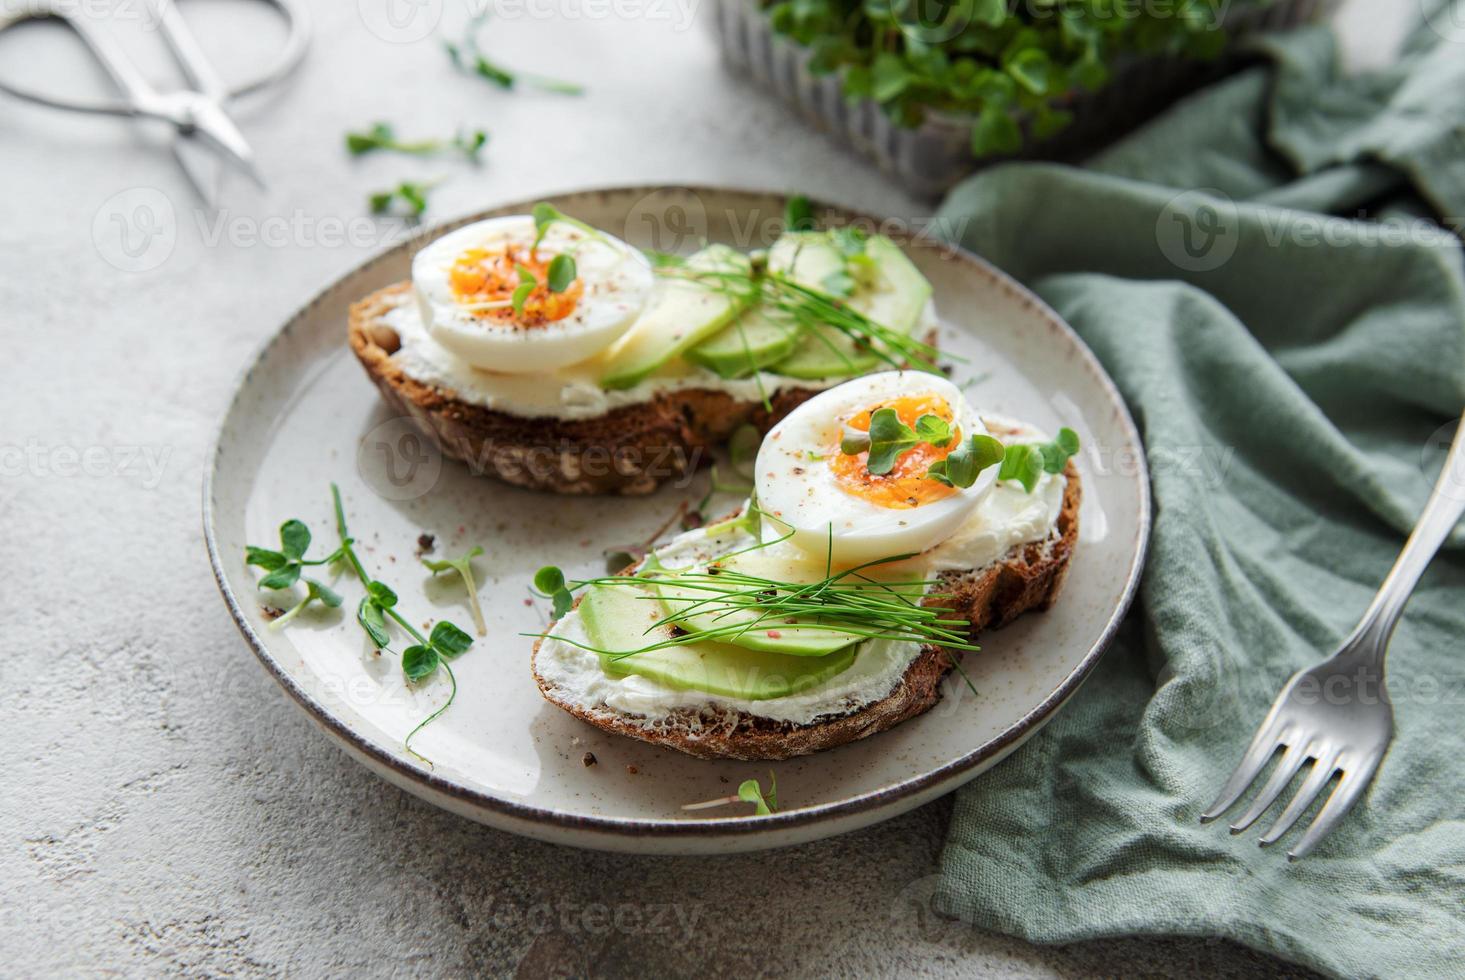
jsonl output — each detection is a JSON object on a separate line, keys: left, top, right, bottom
{"left": 1, "top": 0, "right": 1394, "bottom": 975}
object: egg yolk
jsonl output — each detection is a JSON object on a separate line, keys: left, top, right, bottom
{"left": 448, "top": 245, "right": 583, "bottom": 326}
{"left": 829, "top": 393, "right": 961, "bottom": 509}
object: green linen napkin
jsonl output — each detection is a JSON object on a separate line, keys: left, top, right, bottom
{"left": 933, "top": 11, "right": 1465, "bottom": 979}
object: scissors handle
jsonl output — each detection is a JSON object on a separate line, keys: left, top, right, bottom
{"left": 0, "top": 0, "right": 309, "bottom": 116}
{"left": 154, "top": 0, "right": 226, "bottom": 101}
{"left": 0, "top": 8, "right": 155, "bottom": 116}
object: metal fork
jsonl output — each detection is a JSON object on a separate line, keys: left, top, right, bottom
{"left": 1201, "top": 415, "right": 1465, "bottom": 859}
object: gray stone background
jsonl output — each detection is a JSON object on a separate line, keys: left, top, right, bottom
{"left": 0, "top": 0, "right": 1406, "bottom": 975}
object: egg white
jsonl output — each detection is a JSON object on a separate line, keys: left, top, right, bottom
{"left": 412, "top": 215, "right": 654, "bottom": 374}
{"left": 754, "top": 371, "right": 998, "bottom": 565}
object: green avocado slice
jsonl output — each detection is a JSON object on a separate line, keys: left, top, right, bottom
{"left": 683, "top": 305, "right": 800, "bottom": 378}
{"left": 578, "top": 583, "right": 856, "bottom": 700}
{"left": 766, "top": 233, "right": 933, "bottom": 380}
{"left": 598, "top": 245, "right": 753, "bottom": 390}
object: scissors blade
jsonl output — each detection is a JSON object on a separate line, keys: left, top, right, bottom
{"left": 183, "top": 96, "right": 266, "bottom": 190}
{"left": 172, "top": 133, "right": 224, "bottom": 207}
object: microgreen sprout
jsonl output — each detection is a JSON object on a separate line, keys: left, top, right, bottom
{"left": 346, "top": 122, "right": 488, "bottom": 162}
{"left": 534, "top": 566, "right": 574, "bottom": 619}
{"left": 837, "top": 411, "right": 1079, "bottom": 492}
{"left": 423, "top": 546, "right": 487, "bottom": 636}
{"left": 272, "top": 578, "right": 343, "bottom": 630}
{"left": 246, "top": 519, "right": 342, "bottom": 590}
{"left": 784, "top": 194, "right": 815, "bottom": 232}
{"left": 546, "top": 253, "right": 577, "bottom": 293}
{"left": 682, "top": 771, "right": 779, "bottom": 816}
{"left": 511, "top": 264, "right": 538, "bottom": 315}
{"left": 926, "top": 433, "right": 1006, "bottom": 488}
{"left": 245, "top": 490, "right": 475, "bottom": 760}
{"left": 369, "top": 178, "right": 442, "bottom": 218}
{"left": 996, "top": 428, "right": 1080, "bottom": 492}
{"left": 445, "top": 13, "right": 584, "bottom": 95}
{"left": 530, "top": 202, "right": 608, "bottom": 252}
{"left": 840, "top": 408, "right": 952, "bottom": 475}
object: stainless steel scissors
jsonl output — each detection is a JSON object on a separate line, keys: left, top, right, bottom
{"left": 0, "top": 0, "right": 311, "bottom": 205}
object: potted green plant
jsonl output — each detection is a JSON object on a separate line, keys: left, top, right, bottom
{"left": 712, "top": 0, "right": 1336, "bottom": 196}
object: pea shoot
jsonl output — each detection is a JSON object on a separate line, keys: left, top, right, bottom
{"left": 369, "top": 178, "right": 442, "bottom": 218}
{"left": 446, "top": 14, "right": 584, "bottom": 96}
{"left": 511, "top": 264, "right": 538, "bottom": 315}
{"left": 423, "top": 545, "right": 488, "bottom": 636}
{"left": 244, "top": 486, "right": 476, "bottom": 761}
{"left": 682, "top": 772, "right": 779, "bottom": 816}
{"left": 346, "top": 122, "right": 488, "bottom": 162}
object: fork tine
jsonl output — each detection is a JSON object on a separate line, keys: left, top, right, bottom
{"left": 1230, "top": 742, "right": 1308, "bottom": 832}
{"left": 1288, "top": 754, "right": 1380, "bottom": 860}
{"left": 1259, "top": 752, "right": 1340, "bottom": 846}
{"left": 1201, "top": 720, "right": 1286, "bottom": 822}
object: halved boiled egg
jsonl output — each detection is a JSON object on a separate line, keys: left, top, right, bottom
{"left": 754, "top": 371, "right": 998, "bottom": 565}
{"left": 413, "top": 215, "right": 654, "bottom": 373}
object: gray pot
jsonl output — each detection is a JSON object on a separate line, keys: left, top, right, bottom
{"left": 712, "top": 0, "right": 1336, "bottom": 197}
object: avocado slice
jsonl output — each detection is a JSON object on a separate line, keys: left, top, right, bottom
{"left": 599, "top": 245, "right": 754, "bottom": 390}
{"left": 650, "top": 549, "right": 923, "bottom": 657}
{"left": 578, "top": 583, "right": 856, "bottom": 700}
{"left": 767, "top": 233, "right": 933, "bottom": 380}
{"left": 683, "top": 305, "right": 800, "bottom": 379}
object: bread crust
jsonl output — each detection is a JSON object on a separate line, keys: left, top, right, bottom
{"left": 348, "top": 282, "right": 824, "bottom": 495}
{"left": 531, "top": 463, "right": 1081, "bottom": 760}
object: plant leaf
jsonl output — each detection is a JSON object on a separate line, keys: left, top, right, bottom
{"left": 546, "top": 254, "right": 577, "bottom": 293}
{"left": 357, "top": 597, "right": 391, "bottom": 648}
{"left": 367, "top": 580, "right": 398, "bottom": 608}
{"left": 737, "top": 778, "right": 774, "bottom": 815}
{"left": 402, "top": 644, "right": 439, "bottom": 681}
{"left": 307, "top": 579, "right": 344, "bottom": 608}
{"left": 972, "top": 105, "right": 1022, "bottom": 157}
{"left": 245, "top": 546, "right": 287, "bottom": 571}
{"left": 534, "top": 566, "right": 566, "bottom": 594}
{"left": 998, "top": 443, "right": 1044, "bottom": 492}
{"left": 864, "top": 408, "right": 919, "bottom": 475}
{"left": 430, "top": 621, "right": 474, "bottom": 658}
{"left": 258, "top": 564, "right": 301, "bottom": 591}
{"left": 784, "top": 194, "right": 814, "bottom": 232}
{"left": 927, "top": 433, "right": 1005, "bottom": 488}
{"left": 279, "top": 520, "right": 311, "bottom": 560}
{"left": 913, "top": 413, "right": 953, "bottom": 448}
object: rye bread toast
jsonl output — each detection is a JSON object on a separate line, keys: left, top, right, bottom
{"left": 530, "top": 462, "right": 1080, "bottom": 760}
{"left": 348, "top": 282, "right": 825, "bottom": 495}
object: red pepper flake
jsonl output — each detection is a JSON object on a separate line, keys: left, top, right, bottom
{"left": 766, "top": 630, "right": 782, "bottom": 639}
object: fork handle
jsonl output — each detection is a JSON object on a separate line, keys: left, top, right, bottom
{"left": 1349, "top": 415, "right": 1465, "bottom": 660}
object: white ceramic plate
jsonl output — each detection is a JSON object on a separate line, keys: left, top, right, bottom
{"left": 206, "top": 186, "right": 1149, "bottom": 854}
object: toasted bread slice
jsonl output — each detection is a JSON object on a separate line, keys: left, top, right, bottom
{"left": 530, "top": 463, "right": 1080, "bottom": 760}
{"left": 348, "top": 283, "right": 826, "bottom": 495}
